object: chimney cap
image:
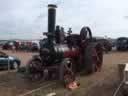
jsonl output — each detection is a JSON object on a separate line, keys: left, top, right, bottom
{"left": 48, "top": 4, "right": 57, "bottom": 9}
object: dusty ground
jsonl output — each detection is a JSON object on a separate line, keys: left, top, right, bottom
{"left": 2, "top": 50, "right": 38, "bottom": 66}
{"left": 0, "top": 50, "right": 128, "bottom": 96}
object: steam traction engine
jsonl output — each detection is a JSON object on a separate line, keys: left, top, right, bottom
{"left": 26, "top": 4, "right": 103, "bottom": 85}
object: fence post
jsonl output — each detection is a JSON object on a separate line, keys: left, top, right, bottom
{"left": 8, "top": 56, "right": 10, "bottom": 73}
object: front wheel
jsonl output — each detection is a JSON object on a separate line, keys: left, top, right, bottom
{"left": 26, "top": 59, "right": 42, "bottom": 81}
{"left": 59, "top": 58, "right": 75, "bottom": 86}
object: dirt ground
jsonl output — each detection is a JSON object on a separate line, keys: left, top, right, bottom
{"left": 2, "top": 50, "right": 38, "bottom": 66}
{"left": 0, "top": 50, "right": 128, "bottom": 96}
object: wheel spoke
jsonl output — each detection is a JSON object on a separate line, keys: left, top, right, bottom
{"left": 62, "top": 59, "right": 75, "bottom": 85}
{"left": 27, "top": 59, "right": 42, "bottom": 81}
{"left": 94, "top": 45, "right": 103, "bottom": 71}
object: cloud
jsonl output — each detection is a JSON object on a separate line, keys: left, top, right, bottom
{"left": 0, "top": 0, "right": 128, "bottom": 39}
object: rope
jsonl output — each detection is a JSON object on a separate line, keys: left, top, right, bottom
{"left": 113, "top": 79, "right": 124, "bottom": 96}
{"left": 18, "top": 82, "right": 56, "bottom": 96}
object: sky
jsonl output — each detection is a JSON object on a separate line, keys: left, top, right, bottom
{"left": 0, "top": 0, "right": 128, "bottom": 40}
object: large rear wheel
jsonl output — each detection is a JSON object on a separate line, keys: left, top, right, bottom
{"left": 82, "top": 44, "right": 103, "bottom": 74}
{"left": 95, "top": 43, "right": 103, "bottom": 71}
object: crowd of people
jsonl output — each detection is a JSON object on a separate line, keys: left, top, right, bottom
{"left": 1, "top": 41, "right": 38, "bottom": 52}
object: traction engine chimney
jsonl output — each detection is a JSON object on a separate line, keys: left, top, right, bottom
{"left": 47, "top": 4, "right": 57, "bottom": 43}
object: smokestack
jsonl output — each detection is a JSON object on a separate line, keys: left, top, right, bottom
{"left": 48, "top": 4, "right": 57, "bottom": 35}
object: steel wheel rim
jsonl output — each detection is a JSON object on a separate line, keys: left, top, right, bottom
{"left": 94, "top": 44, "right": 103, "bottom": 71}
{"left": 28, "top": 60, "right": 42, "bottom": 81}
{"left": 63, "top": 59, "right": 75, "bottom": 85}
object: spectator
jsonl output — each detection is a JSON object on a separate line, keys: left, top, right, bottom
{"left": 12, "top": 45, "right": 16, "bottom": 53}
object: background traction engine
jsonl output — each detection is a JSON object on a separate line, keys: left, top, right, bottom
{"left": 26, "top": 4, "right": 103, "bottom": 84}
